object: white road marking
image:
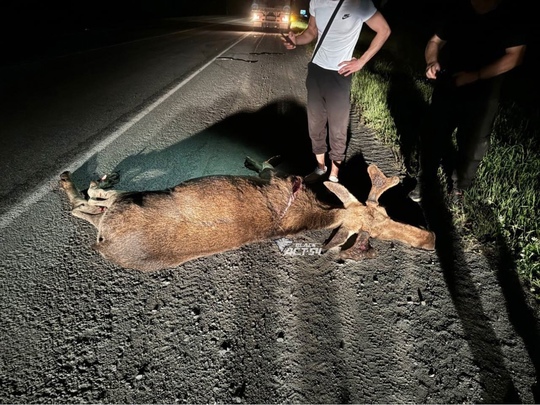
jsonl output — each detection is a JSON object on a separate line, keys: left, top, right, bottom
{"left": 0, "top": 32, "right": 250, "bottom": 230}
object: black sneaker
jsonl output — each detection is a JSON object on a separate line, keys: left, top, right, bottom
{"left": 409, "top": 181, "right": 422, "bottom": 202}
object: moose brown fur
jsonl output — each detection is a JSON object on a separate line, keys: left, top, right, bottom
{"left": 59, "top": 158, "right": 435, "bottom": 272}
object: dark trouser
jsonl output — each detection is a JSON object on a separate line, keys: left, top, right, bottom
{"left": 306, "top": 62, "right": 352, "bottom": 162}
{"left": 419, "top": 75, "right": 502, "bottom": 190}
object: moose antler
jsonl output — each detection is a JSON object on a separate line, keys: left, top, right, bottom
{"left": 366, "top": 164, "right": 400, "bottom": 207}
{"left": 337, "top": 164, "right": 436, "bottom": 260}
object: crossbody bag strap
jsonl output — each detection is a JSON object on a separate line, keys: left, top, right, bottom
{"left": 311, "top": 0, "right": 346, "bottom": 62}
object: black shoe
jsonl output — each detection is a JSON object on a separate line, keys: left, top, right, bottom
{"left": 409, "top": 181, "right": 421, "bottom": 202}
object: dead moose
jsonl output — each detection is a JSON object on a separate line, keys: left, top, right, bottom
{"left": 59, "top": 157, "right": 435, "bottom": 272}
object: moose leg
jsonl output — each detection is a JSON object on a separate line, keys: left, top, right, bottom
{"left": 366, "top": 164, "right": 400, "bottom": 207}
{"left": 59, "top": 171, "right": 104, "bottom": 228}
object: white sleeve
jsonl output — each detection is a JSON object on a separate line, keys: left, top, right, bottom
{"left": 361, "top": 0, "right": 377, "bottom": 21}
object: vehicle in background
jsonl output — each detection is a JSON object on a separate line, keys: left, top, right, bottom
{"left": 251, "top": 0, "right": 291, "bottom": 31}
{"left": 289, "top": 7, "right": 309, "bottom": 28}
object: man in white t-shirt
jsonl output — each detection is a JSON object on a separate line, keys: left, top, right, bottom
{"left": 284, "top": 0, "right": 390, "bottom": 183}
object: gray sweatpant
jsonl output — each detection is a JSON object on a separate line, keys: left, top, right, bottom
{"left": 306, "top": 62, "right": 352, "bottom": 162}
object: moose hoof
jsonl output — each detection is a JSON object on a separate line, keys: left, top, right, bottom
{"left": 97, "top": 172, "right": 120, "bottom": 189}
{"left": 244, "top": 156, "right": 262, "bottom": 173}
{"left": 59, "top": 171, "right": 73, "bottom": 190}
{"left": 60, "top": 171, "right": 71, "bottom": 182}
{"left": 264, "top": 155, "right": 282, "bottom": 167}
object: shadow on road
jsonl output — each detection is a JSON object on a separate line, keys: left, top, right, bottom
{"left": 74, "top": 96, "right": 429, "bottom": 229}
{"left": 73, "top": 97, "right": 314, "bottom": 193}
{"left": 386, "top": 65, "right": 540, "bottom": 402}
{"left": 421, "top": 183, "right": 523, "bottom": 403}
{"left": 476, "top": 202, "right": 540, "bottom": 403}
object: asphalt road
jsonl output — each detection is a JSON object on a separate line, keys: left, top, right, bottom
{"left": 1, "top": 17, "right": 539, "bottom": 404}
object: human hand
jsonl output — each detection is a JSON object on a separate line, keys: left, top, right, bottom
{"left": 338, "top": 58, "right": 362, "bottom": 76}
{"left": 425, "top": 62, "right": 441, "bottom": 80}
{"left": 282, "top": 32, "right": 296, "bottom": 49}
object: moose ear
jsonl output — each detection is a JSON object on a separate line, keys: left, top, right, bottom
{"left": 323, "top": 181, "right": 359, "bottom": 206}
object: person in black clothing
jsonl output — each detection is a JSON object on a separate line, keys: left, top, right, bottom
{"left": 409, "top": 0, "right": 527, "bottom": 202}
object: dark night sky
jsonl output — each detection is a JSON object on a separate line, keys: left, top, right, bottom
{"left": 2, "top": 0, "right": 448, "bottom": 31}
{"left": 2, "top": 0, "right": 534, "bottom": 31}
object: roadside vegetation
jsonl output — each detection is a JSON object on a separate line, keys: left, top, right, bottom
{"left": 352, "top": 25, "right": 540, "bottom": 300}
